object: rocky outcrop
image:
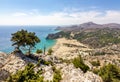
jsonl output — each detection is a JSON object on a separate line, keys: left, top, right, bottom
{"left": 0, "top": 50, "right": 103, "bottom": 82}
{"left": 1, "top": 53, "right": 38, "bottom": 73}
{"left": 0, "top": 52, "right": 7, "bottom": 68}
{"left": 55, "top": 63, "right": 102, "bottom": 82}
{"left": 0, "top": 52, "right": 38, "bottom": 81}
{"left": 38, "top": 63, "right": 102, "bottom": 82}
{"left": 42, "top": 65, "right": 53, "bottom": 81}
{"left": 46, "top": 33, "right": 60, "bottom": 39}
{"left": 46, "top": 31, "right": 65, "bottom": 39}
{"left": 0, "top": 69, "right": 10, "bottom": 81}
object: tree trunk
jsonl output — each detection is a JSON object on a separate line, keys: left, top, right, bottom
{"left": 28, "top": 48, "right": 31, "bottom": 55}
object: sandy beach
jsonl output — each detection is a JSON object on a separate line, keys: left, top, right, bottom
{"left": 52, "top": 38, "right": 92, "bottom": 59}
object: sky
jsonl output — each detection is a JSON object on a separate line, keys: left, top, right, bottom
{"left": 0, "top": 0, "right": 120, "bottom": 25}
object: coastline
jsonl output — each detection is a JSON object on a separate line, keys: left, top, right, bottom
{"left": 52, "top": 38, "right": 92, "bottom": 59}
{"left": 0, "top": 26, "right": 57, "bottom": 53}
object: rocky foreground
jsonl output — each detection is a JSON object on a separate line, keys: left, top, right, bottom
{"left": 0, "top": 52, "right": 37, "bottom": 81}
{"left": 42, "top": 63, "right": 102, "bottom": 82}
{"left": 0, "top": 50, "right": 102, "bottom": 82}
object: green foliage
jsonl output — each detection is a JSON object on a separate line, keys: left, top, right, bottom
{"left": 94, "top": 51, "right": 106, "bottom": 56}
{"left": 40, "top": 59, "right": 52, "bottom": 66}
{"left": 46, "top": 31, "right": 71, "bottom": 39}
{"left": 90, "top": 60, "right": 100, "bottom": 66}
{"left": 36, "top": 49, "right": 43, "bottom": 54}
{"left": 53, "top": 67, "right": 62, "bottom": 82}
{"left": 48, "top": 28, "right": 120, "bottom": 48}
{"left": 47, "top": 48, "right": 53, "bottom": 55}
{"left": 94, "top": 64, "right": 120, "bottom": 82}
{"left": 11, "top": 29, "right": 40, "bottom": 54}
{"left": 72, "top": 55, "right": 89, "bottom": 73}
{"left": 59, "top": 31, "right": 71, "bottom": 39}
{"left": 7, "top": 63, "right": 44, "bottom": 82}
{"left": 73, "top": 28, "right": 120, "bottom": 48}
{"left": 52, "top": 66, "right": 56, "bottom": 72}
{"left": 37, "top": 60, "right": 41, "bottom": 67}
{"left": 43, "top": 61, "right": 51, "bottom": 65}
{"left": 59, "top": 58, "right": 71, "bottom": 64}
{"left": 93, "top": 68, "right": 99, "bottom": 74}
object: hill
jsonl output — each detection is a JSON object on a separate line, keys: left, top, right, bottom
{"left": 47, "top": 22, "right": 120, "bottom": 48}
{"left": 56, "top": 22, "right": 120, "bottom": 32}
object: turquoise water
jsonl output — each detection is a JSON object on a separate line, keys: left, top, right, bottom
{"left": 0, "top": 26, "right": 57, "bottom": 53}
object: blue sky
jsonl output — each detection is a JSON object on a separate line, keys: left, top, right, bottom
{"left": 0, "top": 0, "right": 120, "bottom": 25}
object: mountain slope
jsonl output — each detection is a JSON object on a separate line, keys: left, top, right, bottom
{"left": 47, "top": 22, "right": 120, "bottom": 48}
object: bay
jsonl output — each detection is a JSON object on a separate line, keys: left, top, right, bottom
{"left": 0, "top": 26, "right": 57, "bottom": 53}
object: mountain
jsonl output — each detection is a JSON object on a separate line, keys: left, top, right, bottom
{"left": 103, "top": 23, "right": 120, "bottom": 28}
{"left": 47, "top": 22, "right": 120, "bottom": 48}
{"left": 56, "top": 22, "right": 120, "bottom": 32}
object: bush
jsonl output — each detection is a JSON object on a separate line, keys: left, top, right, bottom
{"left": 72, "top": 55, "right": 89, "bottom": 73}
{"left": 52, "top": 66, "right": 56, "bottom": 72}
{"left": 47, "top": 48, "right": 53, "bottom": 55}
{"left": 90, "top": 60, "right": 100, "bottom": 66}
{"left": 36, "top": 49, "right": 43, "bottom": 54}
{"left": 94, "top": 51, "right": 106, "bottom": 56}
{"left": 93, "top": 68, "right": 99, "bottom": 74}
{"left": 95, "top": 64, "right": 120, "bottom": 82}
{"left": 59, "top": 58, "right": 71, "bottom": 64}
{"left": 43, "top": 61, "right": 51, "bottom": 65}
{"left": 53, "top": 68, "right": 62, "bottom": 82}
{"left": 7, "top": 63, "right": 44, "bottom": 82}
{"left": 40, "top": 59, "right": 52, "bottom": 66}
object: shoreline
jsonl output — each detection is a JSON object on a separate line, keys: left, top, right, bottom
{"left": 0, "top": 26, "right": 57, "bottom": 54}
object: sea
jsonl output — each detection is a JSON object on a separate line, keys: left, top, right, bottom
{"left": 0, "top": 26, "right": 58, "bottom": 54}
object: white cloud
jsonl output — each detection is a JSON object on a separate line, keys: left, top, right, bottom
{"left": 12, "top": 12, "right": 27, "bottom": 16}
{"left": 0, "top": 10, "right": 120, "bottom": 25}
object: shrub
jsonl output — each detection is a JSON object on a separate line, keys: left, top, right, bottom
{"left": 53, "top": 68, "right": 62, "bottom": 82}
{"left": 95, "top": 64, "right": 120, "bottom": 82}
{"left": 59, "top": 58, "right": 71, "bottom": 64}
{"left": 52, "top": 66, "right": 56, "bottom": 72}
{"left": 90, "top": 60, "right": 100, "bottom": 66}
{"left": 72, "top": 55, "right": 89, "bottom": 73}
{"left": 47, "top": 48, "right": 53, "bottom": 55}
{"left": 93, "top": 68, "right": 99, "bottom": 74}
{"left": 36, "top": 49, "right": 43, "bottom": 54}
{"left": 40, "top": 59, "right": 52, "bottom": 66}
{"left": 7, "top": 63, "right": 44, "bottom": 82}
{"left": 94, "top": 51, "right": 106, "bottom": 56}
{"left": 43, "top": 61, "right": 51, "bottom": 65}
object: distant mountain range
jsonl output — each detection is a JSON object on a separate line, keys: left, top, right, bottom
{"left": 56, "top": 22, "right": 120, "bottom": 32}
{"left": 47, "top": 22, "right": 120, "bottom": 48}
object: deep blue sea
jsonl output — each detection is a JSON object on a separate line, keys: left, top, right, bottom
{"left": 0, "top": 26, "right": 57, "bottom": 53}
